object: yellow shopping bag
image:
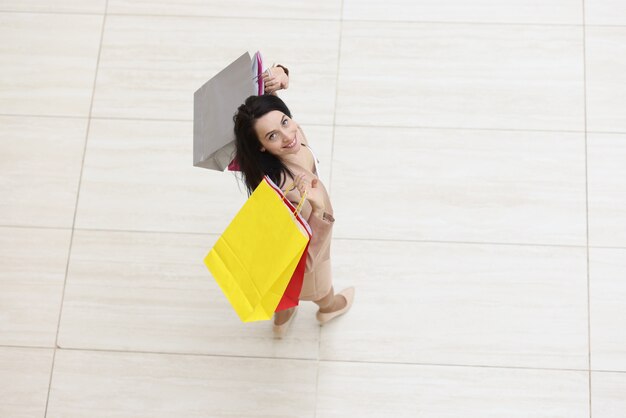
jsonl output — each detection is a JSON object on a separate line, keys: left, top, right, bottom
{"left": 204, "top": 176, "right": 311, "bottom": 322}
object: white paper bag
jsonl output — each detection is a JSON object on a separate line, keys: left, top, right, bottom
{"left": 193, "top": 51, "right": 264, "bottom": 171}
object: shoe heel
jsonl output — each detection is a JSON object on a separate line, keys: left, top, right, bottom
{"left": 273, "top": 307, "right": 298, "bottom": 338}
{"left": 316, "top": 287, "right": 355, "bottom": 325}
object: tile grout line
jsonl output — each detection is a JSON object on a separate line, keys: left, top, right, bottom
{"left": 5, "top": 112, "right": 626, "bottom": 136}
{"left": 334, "top": 237, "right": 588, "bottom": 248}
{"left": 0, "top": 113, "right": 594, "bottom": 133}
{"left": 3, "top": 8, "right": 626, "bottom": 28}
{"left": 326, "top": 5, "right": 343, "bottom": 198}
{"left": 582, "top": 1, "right": 593, "bottom": 416}
{"left": 42, "top": 3, "right": 108, "bottom": 416}
{"left": 8, "top": 223, "right": 626, "bottom": 250}
{"left": 5, "top": 223, "right": 626, "bottom": 251}
{"left": 315, "top": 4, "right": 345, "bottom": 416}
{"left": 10, "top": 342, "right": 615, "bottom": 373}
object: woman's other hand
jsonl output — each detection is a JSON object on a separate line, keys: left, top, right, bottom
{"left": 262, "top": 65, "right": 289, "bottom": 94}
{"left": 293, "top": 173, "right": 325, "bottom": 218}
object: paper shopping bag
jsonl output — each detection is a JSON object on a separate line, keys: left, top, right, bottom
{"left": 204, "top": 176, "right": 311, "bottom": 322}
{"left": 269, "top": 178, "right": 311, "bottom": 312}
{"left": 275, "top": 241, "right": 309, "bottom": 312}
{"left": 193, "top": 51, "right": 266, "bottom": 171}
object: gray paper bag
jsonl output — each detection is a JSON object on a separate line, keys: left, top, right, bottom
{"left": 193, "top": 52, "right": 260, "bottom": 171}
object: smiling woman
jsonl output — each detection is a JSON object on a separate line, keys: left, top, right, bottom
{"left": 257, "top": 112, "right": 301, "bottom": 154}
{"left": 232, "top": 79, "right": 355, "bottom": 338}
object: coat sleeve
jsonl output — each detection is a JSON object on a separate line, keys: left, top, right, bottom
{"left": 285, "top": 189, "right": 334, "bottom": 273}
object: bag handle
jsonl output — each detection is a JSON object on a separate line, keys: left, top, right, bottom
{"left": 282, "top": 183, "right": 307, "bottom": 216}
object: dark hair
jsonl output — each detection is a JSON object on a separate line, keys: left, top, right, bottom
{"left": 233, "top": 94, "right": 294, "bottom": 195}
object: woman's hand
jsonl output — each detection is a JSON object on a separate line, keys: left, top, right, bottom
{"left": 293, "top": 173, "right": 325, "bottom": 217}
{"left": 262, "top": 65, "right": 289, "bottom": 94}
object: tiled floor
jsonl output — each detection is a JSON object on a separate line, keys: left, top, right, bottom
{"left": 1, "top": 1, "right": 625, "bottom": 417}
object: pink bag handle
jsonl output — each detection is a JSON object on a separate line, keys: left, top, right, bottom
{"left": 256, "top": 53, "right": 264, "bottom": 95}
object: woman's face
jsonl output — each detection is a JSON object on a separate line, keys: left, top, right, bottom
{"left": 254, "top": 110, "right": 302, "bottom": 157}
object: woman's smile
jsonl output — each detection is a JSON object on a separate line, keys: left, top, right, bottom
{"left": 283, "top": 136, "right": 298, "bottom": 149}
{"left": 254, "top": 110, "right": 302, "bottom": 156}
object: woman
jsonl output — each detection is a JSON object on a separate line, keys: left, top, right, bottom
{"left": 233, "top": 66, "right": 355, "bottom": 338}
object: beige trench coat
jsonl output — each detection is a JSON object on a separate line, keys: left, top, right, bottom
{"left": 282, "top": 145, "right": 334, "bottom": 302}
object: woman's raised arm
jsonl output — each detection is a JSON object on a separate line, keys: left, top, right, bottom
{"left": 262, "top": 64, "right": 289, "bottom": 95}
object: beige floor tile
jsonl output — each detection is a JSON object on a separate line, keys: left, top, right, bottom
{"left": 0, "top": 227, "right": 70, "bottom": 346}
{"left": 75, "top": 118, "right": 330, "bottom": 234}
{"left": 590, "top": 248, "right": 626, "bottom": 372}
{"left": 321, "top": 239, "right": 588, "bottom": 369}
{"left": 0, "top": 12, "right": 103, "bottom": 117}
{"left": 301, "top": 124, "right": 334, "bottom": 188}
{"left": 0, "top": 0, "right": 105, "bottom": 13}
{"left": 586, "top": 27, "right": 626, "bottom": 133}
{"left": 48, "top": 349, "right": 317, "bottom": 418}
{"left": 336, "top": 22, "right": 584, "bottom": 131}
{"left": 592, "top": 372, "right": 626, "bottom": 418}
{"left": 588, "top": 134, "right": 626, "bottom": 247}
{"left": 75, "top": 118, "right": 246, "bottom": 233}
{"left": 108, "top": 0, "right": 340, "bottom": 19}
{"left": 0, "top": 116, "right": 86, "bottom": 228}
{"left": 331, "top": 127, "right": 587, "bottom": 245}
{"left": 343, "top": 0, "right": 582, "bottom": 24}
{"left": 93, "top": 15, "right": 339, "bottom": 124}
{"left": 586, "top": 0, "right": 626, "bottom": 25}
{"left": 58, "top": 229, "right": 320, "bottom": 358}
{"left": 317, "top": 361, "right": 589, "bottom": 418}
{"left": 0, "top": 347, "right": 54, "bottom": 418}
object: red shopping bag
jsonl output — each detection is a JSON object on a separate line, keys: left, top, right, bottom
{"left": 266, "top": 179, "right": 311, "bottom": 312}
{"left": 275, "top": 241, "right": 309, "bottom": 312}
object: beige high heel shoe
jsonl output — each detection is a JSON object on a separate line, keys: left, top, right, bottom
{"left": 316, "top": 287, "right": 355, "bottom": 324}
{"left": 272, "top": 307, "right": 298, "bottom": 338}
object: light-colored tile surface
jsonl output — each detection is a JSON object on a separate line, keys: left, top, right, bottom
{"left": 343, "top": 0, "right": 582, "bottom": 24}
{"left": 0, "top": 347, "right": 54, "bottom": 418}
{"left": 108, "top": 0, "right": 341, "bottom": 20}
{"left": 4, "top": 0, "right": 626, "bottom": 414}
{"left": 48, "top": 349, "right": 317, "bottom": 418}
{"left": 58, "top": 229, "right": 320, "bottom": 358}
{"left": 590, "top": 248, "right": 626, "bottom": 371}
{"left": 0, "top": 12, "right": 102, "bottom": 117}
{"left": 75, "top": 118, "right": 246, "bottom": 233}
{"left": 588, "top": 134, "right": 626, "bottom": 247}
{"left": 317, "top": 361, "right": 589, "bottom": 418}
{"left": 331, "top": 127, "right": 587, "bottom": 245}
{"left": 586, "top": 27, "right": 626, "bottom": 133}
{"left": 321, "top": 239, "right": 589, "bottom": 369}
{"left": 586, "top": 0, "right": 626, "bottom": 25}
{"left": 75, "top": 118, "right": 331, "bottom": 234}
{"left": 336, "top": 22, "right": 584, "bottom": 131}
{"left": 93, "top": 15, "right": 339, "bottom": 124}
{"left": 0, "top": 116, "right": 86, "bottom": 228}
{"left": 592, "top": 372, "right": 626, "bottom": 418}
{"left": 0, "top": 227, "right": 70, "bottom": 346}
{"left": 301, "top": 124, "right": 334, "bottom": 188}
{"left": 0, "top": 0, "right": 105, "bottom": 13}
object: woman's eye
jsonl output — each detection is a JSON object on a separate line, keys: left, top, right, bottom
{"left": 282, "top": 118, "right": 289, "bottom": 126}
{"left": 269, "top": 133, "right": 276, "bottom": 141}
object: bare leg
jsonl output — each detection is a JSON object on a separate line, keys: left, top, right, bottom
{"left": 314, "top": 286, "right": 347, "bottom": 313}
{"left": 274, "top": 307, "right": 296, "bottom": 326}
{"left": 274, "top": 287, "right": 349, "bottom": 326}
